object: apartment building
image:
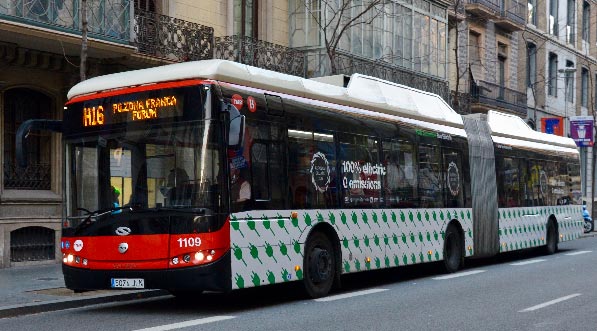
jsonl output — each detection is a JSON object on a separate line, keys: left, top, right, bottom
{"left": 521, "top": 0, "right": 596, "bottom": 212}
{"left": 0, "top": 0, "right": 454, "bottom": 267}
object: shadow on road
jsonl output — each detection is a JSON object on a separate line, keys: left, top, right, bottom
{"left": 81, "top": 242, "right": 578, "bottom": 316}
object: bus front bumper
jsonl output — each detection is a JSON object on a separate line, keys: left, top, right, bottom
{"left": 62, "top": 251, "right": 231, "bottom": 292}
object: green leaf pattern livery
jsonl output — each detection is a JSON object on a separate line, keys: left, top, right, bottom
{"left": 230, "top": 206, "right": 582, "bottom": 290}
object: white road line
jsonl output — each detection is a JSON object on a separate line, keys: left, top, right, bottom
{"left": 510, "top": 259, "right": 546, "bottom": 266}
{"left": 432, "top": 270, "right": 486, "bottom": 280}
{"left": 519, "top": 294, "right": 582, "bottom": 312}
{"left": 565, "top": 250, "right": 592, "bottom": 256}
{"left": 132, "top": 316, "right": 236, "bottom": 331}
{"left": 314, "top": 288, "right": 388, "bottom": 302}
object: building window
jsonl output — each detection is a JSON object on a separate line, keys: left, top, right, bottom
{"left": 548, "top": 53, "right": 558, "bottom": 96}
{"left": 234, "top": 0, "right": 258, "bottom": 38}
{"left": 565, "top": 61, "right": 575, "bottom": 102}
{"left": 3, "top": 88, "right": 52, "bottom": 190}
{"left": 135, "top": 0, "right": 156, "bottom": 11}
{"left": 528, "top": 0, "right": 537, "bottom": 25}
{"left": 582, "top": 1, "right": 590, "bottom": 42}
{"left": 581, "top": 68, "right": 589, "bottom": 107}
{"left": 550, "top": 0, "right": 558, "bottom": 36}
{"left": 527, "top": 43, "right": 536, "bottom": 87}
{"left": 567, "top": 0, "right": 575, "bottom": 44}
{"left": 497, "top": 42, "right": 507, "bottom": 99}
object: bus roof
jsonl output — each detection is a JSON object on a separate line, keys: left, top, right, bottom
{"left": 487, "top": 110, "right": 578, "bottom": 150}
{"left": 67, "top": 59, "right": 463, "bottom": 128}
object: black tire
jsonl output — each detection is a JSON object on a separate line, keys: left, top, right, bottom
{"left": 545, "top": 221, "right": 558, "bottom": 255}
{"left": 443, "top": 224, "right": 464, "bottom": 273}
{"left": 584, "top": 220, "right": 592, "bottom": 233}
{"left": 303, "top": 232, "right": 336, "bottom": 298}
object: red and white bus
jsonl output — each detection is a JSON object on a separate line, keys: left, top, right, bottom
{"left": 41, "top": 60, "right": 583, "bottom": 298}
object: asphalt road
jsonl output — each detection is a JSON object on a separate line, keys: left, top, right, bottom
{"left": 2, "top": 236, "right": 597, "bottom": 331}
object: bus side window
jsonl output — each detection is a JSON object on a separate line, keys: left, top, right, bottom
{"left": 338, "top": 134, "right": 382, "bottom": 208}
{"left": 418, "top": 144, "right": 442, "bottom": 208}
{"left": 245, "top": 122, "right": 287, "bottom": 210}
{"left": 382, "top": 139, "right": 417, "bottom": 208}
{"left": 288, "top": 129, "right": 337, "bottom": 209}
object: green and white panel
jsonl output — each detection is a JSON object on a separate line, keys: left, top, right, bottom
{"left": 230, "top": 207, "right": 473, "bottom": 290}
{"left": 498, "top": 205, "right": 583, "bottom": 253}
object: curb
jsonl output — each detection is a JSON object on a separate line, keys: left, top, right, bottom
{"left": 0, "top": 289, "right": 169, "bottom": 319}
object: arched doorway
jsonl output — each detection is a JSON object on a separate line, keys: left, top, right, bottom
{"left": 3, "top": 88, "right": 52, "bottom": 190}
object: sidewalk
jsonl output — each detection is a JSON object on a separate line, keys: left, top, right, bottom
{"left": 0, "top": 263, "right": 167, "bottom": 319}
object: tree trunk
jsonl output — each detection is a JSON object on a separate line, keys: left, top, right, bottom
{"left": 80, "top": 0, "right": 88, "bottom": 81}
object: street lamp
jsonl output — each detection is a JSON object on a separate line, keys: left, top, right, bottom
{"left": 559, "top": 67, "right": 576, "bottom": 137}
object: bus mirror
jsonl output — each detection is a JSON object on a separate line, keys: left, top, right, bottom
{"left": 16, "top": 119, "right": 63, "bottom": 168}
{"left": 229, "top": 114, "right": 245, "bottom": 148}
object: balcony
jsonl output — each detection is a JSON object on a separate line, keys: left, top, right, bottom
{"left": 215, "top": 35, "right": 305, "bottom": 77}
{"left": 320, "top": 50, "right": 450, "bottom": 102}
{"left": 494, "top": 0, "right": 526, "bottom": 31}
{"left": 133, "top": 9, "right": 214, "bottom": 62}
{"left": 465, "top": 0, "right": 525, "bottom": 31}
{"left": 470, "top": 80, "right": 526, "bottom": 116}
{"left": 465, "top": 0, "right": 501, "bottom": 19}
{"left": 0, "top": 0, "right": 133, "bottom": 58}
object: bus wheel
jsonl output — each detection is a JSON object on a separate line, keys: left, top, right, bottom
{"left": 545, "top": 220, "right": 558, "bottom": 255}
{"left": 303, "top": 232, "right": 335, "bottom": 298}
{"left": 443, "top": 224, "right": 464, "bottom": 273}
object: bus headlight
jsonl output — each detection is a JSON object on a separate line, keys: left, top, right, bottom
{"left": 194, "top": 252, "right": 205, "bottom": 262}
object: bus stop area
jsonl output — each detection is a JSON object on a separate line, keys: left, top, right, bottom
{"left": 0, "top": 263, "right": 166, "bottom": 319}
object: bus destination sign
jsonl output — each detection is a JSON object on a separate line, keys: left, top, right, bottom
{"left": 82, "top": 95, "right": 182, "bottom": 127}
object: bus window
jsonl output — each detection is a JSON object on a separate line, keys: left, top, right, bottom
{"left": 339, "top": 134, "right": 383, "bottom": 208}
{"left": 443, "top": 148, "right": 464, "bottom": 208}
{"left": 288, "top": 129, "right": 337, "bottom": 209}
{"left": 382, "top": 139, "right": 417, "bottom": 208}
{"left": 418, "top": 144, "right": 442, "bottom": 208}
{"left": 568, "top": 161, "right": 582, "bottom": 205}
{"left": 528, "top": 160, "right": 547, "bottom": 206}
{"left": 496, "top": 157, "right": 521, "bottom": 207}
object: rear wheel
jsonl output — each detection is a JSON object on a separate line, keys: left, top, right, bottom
{"left": 545, "top": 221, "right": 558, "bottom": 255}
{"left": 443, "top": 224, "right": 464, "bottom": 273}
{"left": 303, "top": 232, "right": 335, "bottom": 298}
{"left": 584, "top": 220, "right": 593, "bottom": 233}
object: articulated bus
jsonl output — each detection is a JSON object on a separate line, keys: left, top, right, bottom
{"left": 46, "top": 60, "right": 582, "bottom": 298}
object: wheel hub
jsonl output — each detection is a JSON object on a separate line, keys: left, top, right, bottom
{"left": 310, "top": 247, "right": 331, "bottom": 283}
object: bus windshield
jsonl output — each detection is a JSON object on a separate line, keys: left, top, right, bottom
{"left": 65, "top": 120, "right": 222, "bottom": 224}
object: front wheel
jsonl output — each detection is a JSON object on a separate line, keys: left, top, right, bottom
{"left": 303, "top": 232, "right": 336, "bottom": 298}
{"left": 443, "top": 224, "right": 464, "bottom": 273}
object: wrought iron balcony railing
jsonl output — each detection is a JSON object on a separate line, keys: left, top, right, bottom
{"left": 133, "top": 9, "right": 214, "bottom": 62}
{"left": 466, "top": 0, "right": 501, "bottom": 14}
{"left": 0, "top": 0, "right": 130, "bottom": 44}
{"left": 471, "top": 80, "right": 526, "bottom": 115}
{"left": 502, "top": 1, "right": 525, "bottom": 25}
{"left": 4, "top": 162, "right": 51, "bottom": 190}
{"left": 321, "top": 50, "right": 450, "bottom": 102}
{"left": 215, "top": 35, "right": 306, "bottom": 77}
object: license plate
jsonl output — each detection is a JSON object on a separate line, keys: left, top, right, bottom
{"left": 111, "top": 278, "right": 145, "bottom": 289}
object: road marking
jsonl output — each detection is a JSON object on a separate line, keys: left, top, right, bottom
{"left": 132, "top": 316, "right": 236, "bottom": 331}
{"left": 432, "top": 270, "right": 486, "bottom": 280}
{"left": 314, "top": 288, "right": 388, "bottom": 302}
{"left": 510, "top": 259, "right": 546, "bottom": 266}
{"left": 519, "top": 294, "right": 581, "bottom": 312}
{"left": 565, "top": 250, "right": 592, "bottom": 256}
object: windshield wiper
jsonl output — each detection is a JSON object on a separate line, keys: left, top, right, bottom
{"left": 150, "top": 207, "right": 207, "bottom": 214}
{"left": 74, "top": 206, "right": 132, "bottom": 220}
